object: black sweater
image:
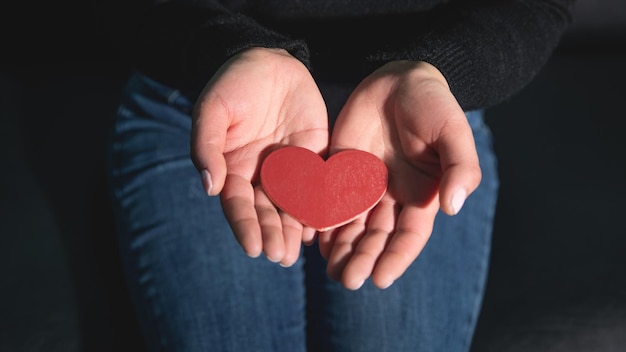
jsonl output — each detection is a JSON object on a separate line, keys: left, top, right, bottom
{"left": 97, "top": 0, "right": 575, "bottom": 110}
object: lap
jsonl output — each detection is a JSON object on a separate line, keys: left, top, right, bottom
{"left": 106, "top": 71, "right": 498, "bottom": 352}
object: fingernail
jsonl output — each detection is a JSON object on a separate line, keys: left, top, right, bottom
{"left": 201, "top": 169, "right": 213, "bottom": 196}
{"left": 246, "top": 252, "right": 260, "bottom": 259}
{"left": 279, "top": 261, "right": 293, "bottom": 268}
{"left": 451, "top": 189, "right": 467, "bottom": 215}
{"left": 267, "top": 251, "right": 285, "bottom": 264}
{"left": 380, "top": 280, "right": 394, "bottom": 290}
{"left": 348, "top": 279, "right": 365, "bottom": 291}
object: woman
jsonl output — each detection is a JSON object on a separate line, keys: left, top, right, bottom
{"left": 101, "top": 1, "right": 574, "bottom": 350}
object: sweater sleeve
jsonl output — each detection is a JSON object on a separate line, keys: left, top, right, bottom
{"left": 96, "top": 0, "right": 575, "bottom": 109}
{"left": 365, "top": 0, "right": 575, "bottom": 110}
{"left": 97, "top": 0, "right": 310, "bottom": 96}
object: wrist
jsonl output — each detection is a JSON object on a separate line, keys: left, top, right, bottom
{"left": 412, "top": 61, "right": 449, "bottom": 89}
{"left": 376, "top": 60, "right": 450, "bottom": 90}
{"left": 239, "top": 46, "right": 295, "bottom": 61}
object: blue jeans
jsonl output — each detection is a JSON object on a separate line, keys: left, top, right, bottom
{"left": 106, "top": 71, "right": 499, "bottom": 352}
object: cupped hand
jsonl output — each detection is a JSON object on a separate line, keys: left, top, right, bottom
{"left": 191, "top": 47, "right": 328, "bottom": 266}
{"left": 318, "top": 61, "right": 482, "bottom": 289}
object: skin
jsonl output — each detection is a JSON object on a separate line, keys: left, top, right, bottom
{"left": 319, "top": 60, "right": 481, "bottom": 289}
{"left": 191, "top": 47, "right": 328, "bottom": 266}
{"left": 191, "top": 47, "right": 481, "bottom": 289}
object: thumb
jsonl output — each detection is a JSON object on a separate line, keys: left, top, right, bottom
{"left": 437, "top": 114, "right": 482, "bottom": 216}
{"left": 190, "top": 97, "right": 229, "bottom": 196}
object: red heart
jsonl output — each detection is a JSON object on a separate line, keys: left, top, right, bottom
{"left": 260, "top": 146, "right": 388, "bottom": 231}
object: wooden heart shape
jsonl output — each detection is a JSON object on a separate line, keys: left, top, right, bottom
{"left": 260, "top": 146, "right": 388, "bottom": 231}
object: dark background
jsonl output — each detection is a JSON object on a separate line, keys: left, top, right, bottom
{"left": 1, "top": 0, "right": 625, "bottom": 351}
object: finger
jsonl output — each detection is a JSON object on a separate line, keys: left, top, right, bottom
{"left": 340, "top": 200, "right": 397, "bottom": 290}
{"left": 221, "top": 174, "right": 262, "bottom": 257}
{"left": 325, "top": 217, "right": 367, "bottom": 283}
{"left": 254, "top": 187, "right": 286, "bottom": 263}
{"left": 278, "top": 212, "right": 304, "bottom": 267}
{"left": 371, "top": 203, "right": 438, "bottom": 289}
{"left": 437, "top": 116, "right": 482, "bottom": 215}
{"left": 191, "top": 95, "right": 230, "bottom": 195}
{"left": 317, "top": 229, "right": 337, "bottom": 260}
{"left": 302, "top": 226, "right": 317, "bottom": 246}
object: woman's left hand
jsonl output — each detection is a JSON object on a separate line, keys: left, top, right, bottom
{"left": 319, "top": 61, "right": 482, "bottom": 290}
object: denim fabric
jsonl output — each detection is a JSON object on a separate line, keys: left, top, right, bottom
{"left": 106, "top": 71, "right": 499, "bottom": 352}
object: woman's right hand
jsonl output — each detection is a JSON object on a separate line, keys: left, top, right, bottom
{"left": 191, "top": 47, "right": 329, "bottom": 267}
